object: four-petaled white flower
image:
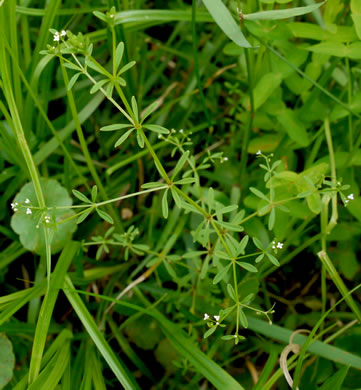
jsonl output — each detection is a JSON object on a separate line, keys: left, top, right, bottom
{"left": 277, "top": 242, "right": 283, "bottom": 249}
{"left": 53, "top": 33, "right": 60, "bottom": 42}
{"left": 26, "top": 208, "right": 32, "bottom": 215}
{"left": 256, "top": 150, "right": 262, "bottom": 155}
{"left": 348, "top": 194, "right": 354, "bottom": 200}
{"left": 214, "top": 315, "right": 220, "bottom": 321}
{"left": 224, "top": 157, "right": 228, "bottom": 161}
{"left": 179, "top": 129, "right": 184, "bottom": 133}
{"left": 60, "top": 30, "right": 67, "bottom": 37}
{"left": 25, "top": 198, "right": 30, "bottom": 204}
{"left": 203, "top": 313, "right": 209, "bottom": 320}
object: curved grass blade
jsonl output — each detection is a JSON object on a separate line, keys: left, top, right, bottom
{"left": 28, "top": 242, "right": 79, "bottom": 384}
{"left": 62, "top": 276, "right": 140, "bottom": 390}
{"left": 244, "top": 2, "right": 325, "bottom": 21}
{"left": 202, "top": 0, "right": 251, "bottom": 48}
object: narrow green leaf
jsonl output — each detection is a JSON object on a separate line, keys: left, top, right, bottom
{"left": 114, "top": 129, "right": 134, "bottom": 148}
{"left": 100, "top": 123, "right": 133, "bottom": 131}
{"left": 217, "top": 204, "right": 238, "bottom": 215}
{"left": 162, "top": 189, "right": 169, "bottom": 219}
{"left": 174, "top": 177, "right": 196, "bottom": 185}
{"left": 171, "top": 187, "right": 182, "bottom": 208}
{"left": 237, "top": 261, "right": 258, "bottom": 273}
{"left": 239, "top": 308, "right": 248, "bottom": 328}
{"left": 266, "top": 252, "right": 280, "bottom": 266}
{"left": 222, "top": 335, "right": 236, "bottom": 341}
{"left": 215, "top": 251, "right": 233, "bottom": 260}
{"left": 227, "top": 283, "right": 236, "bottom": 301}
{"left": 268, "top": 208, "right": 275, "bottom": 230}
{"left": 208, "top": 187, "right": 214, "bottom": 210}
{"left": 244, "top": 2, "right": 325, "bottom": 21}
{"left": 131, "top": 96, "right": 139, "bottom": 122}
{"left": 143, "top": 124, "right": 169, "bottom": 134}
{"left": 202, "top": 0, "right": 251, "bottom": 48}
{"left": 67, "top": 72, "right": 81, "bottom": 91}
{"left": 252, "top": 237, "right": 264, "bottom": 250}
{"left": 141, "top": 182, "right": 164, "bottom": 189}
{"left": 77, "top": 208, "right": 93, "bottom": 224}
{"left": 183, "top": 251, "right": 207, "bottom": 259}
{"left": 93, "top": 10, "right": 107, "bottom": 22}
{"left": 172, "top": 151, "right": 190, "bottom": 180}
{"left": 136, "top": 131, "right": 145, "bottom": 148}
{"left": 237, "top": 235, "right": 249, "bottom": 255}
{"left": 118, "top": 60, "right": 136, "bottom": 75}
{"left": 203, "top": 326, "right": 217, "bottom": 339}
{"left": 213, "top": 263, "right": 232, "bottom": 284}
{"left": 141, "top": 101, "right": 159, "bottom": 123}
{"left": 72, "top": 189, "right": 91, "bottom": 203}
{"left": 91, "top": 186, "right": 98, "bottom": 203}
{"left": 216, "top": 220, "right": 244, "bottom": 232}
{"left": 250, "top": 187, "right": 269, "bottom": 201}
{"left": 63, "top": 62, "right": 81, "bottom": 71}
{"left": 115, "top": 42, "right": 124, "bottom": 73}
{"left": 90, "top": 79, "right": 108, "bottom": 94}
{"left": 96, "top": 209, "right": 114, "bottom": 224}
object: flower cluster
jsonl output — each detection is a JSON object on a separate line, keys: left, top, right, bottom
{"left": 204, "top": 313, "right": 220, "bottom": 326}
{"left": 344, "top": 193, "right": 354, "bottom": 206}
{"left": 44, "top": 215, "right": 51, "bottom": 224}
{"left": 272, "top": 241, "right": 283, "bottom": 250}
{"left": 11, "top": 198, "right": 32, "bottom": 214}
{"left": 53, "top": 30, "right": 67, "bottom": 42}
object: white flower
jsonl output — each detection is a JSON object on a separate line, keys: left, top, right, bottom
{"left": 11, "top": 202, "right": 18, "bottom": 210}
{"left": 179, "top": 129, "right": 184, "bottom": 133}
{"left": 234, "top": 334, "right": 237, "bottom": 338}
{"left": 26, "top": 208, "right": 32, "bottom": 215}
{"left": 60, "top": 30, "right": 67, "bottom": 37}
{"left": 204, "top": 313, "right": 209, "bottom": 320}
{"left": 25, "top": 198, "right": 30, "bottom": 204}
{"left": 272, "top": 241, "right": 283, "bottom": 249}
{"left": 109, "top": 14, "right": 114, "bottom": 18}
{"left": 44, "top": 215, "right": 51, "bottom": 223}
{"left": 224, "top": 157, "right": 228, "bottom": 161}
{"left": 214, "top": 315, "right": 220, "bottom": 321}
{"left": 256, "top": 150, "right": 262, "bottom": 155}
{"left": 53, "top": 33, "right": 60, "bottom": 42}
{"left": 348, "top": 194, "right": 354, "bottom": 200}
{"left": 13, "top": 208, "right": 18, "bottom": 212}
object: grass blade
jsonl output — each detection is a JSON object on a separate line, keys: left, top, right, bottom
{"left": 62, "top": 276, "right": 140, "bottom": 390}
{"left": 202, "top": 0, "right": 251, "bottom": 48}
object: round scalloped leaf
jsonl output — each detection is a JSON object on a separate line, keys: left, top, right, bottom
{"left": 0, "top": 333, "right": 15, "bottom": 389}
{"left": 10, "top": 179, "right": 77, "bottom": 254}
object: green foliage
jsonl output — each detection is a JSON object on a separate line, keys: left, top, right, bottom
{"left": 1, "top": 0, "right": 361, "bottom": 389}
{"left": 11, "top": 179, "right": 77, "bottom": 254}
{"left": 0, "top": 334, "right": 15, "bottom": 389}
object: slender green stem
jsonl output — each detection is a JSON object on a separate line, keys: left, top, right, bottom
{"left": 60, "top": 58, "right": 123, "bottom": 231}
{"left": 192, "top": 0, "right": 212, "bottom": 127}
{"left": 324, "top": 118, "right": 338, "bottom": 231}
{"left": 240, "top": 49, "right": 254, "bottom": 196}
{"left": 141, "top": 128, "right": 172, "bottom": 184}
